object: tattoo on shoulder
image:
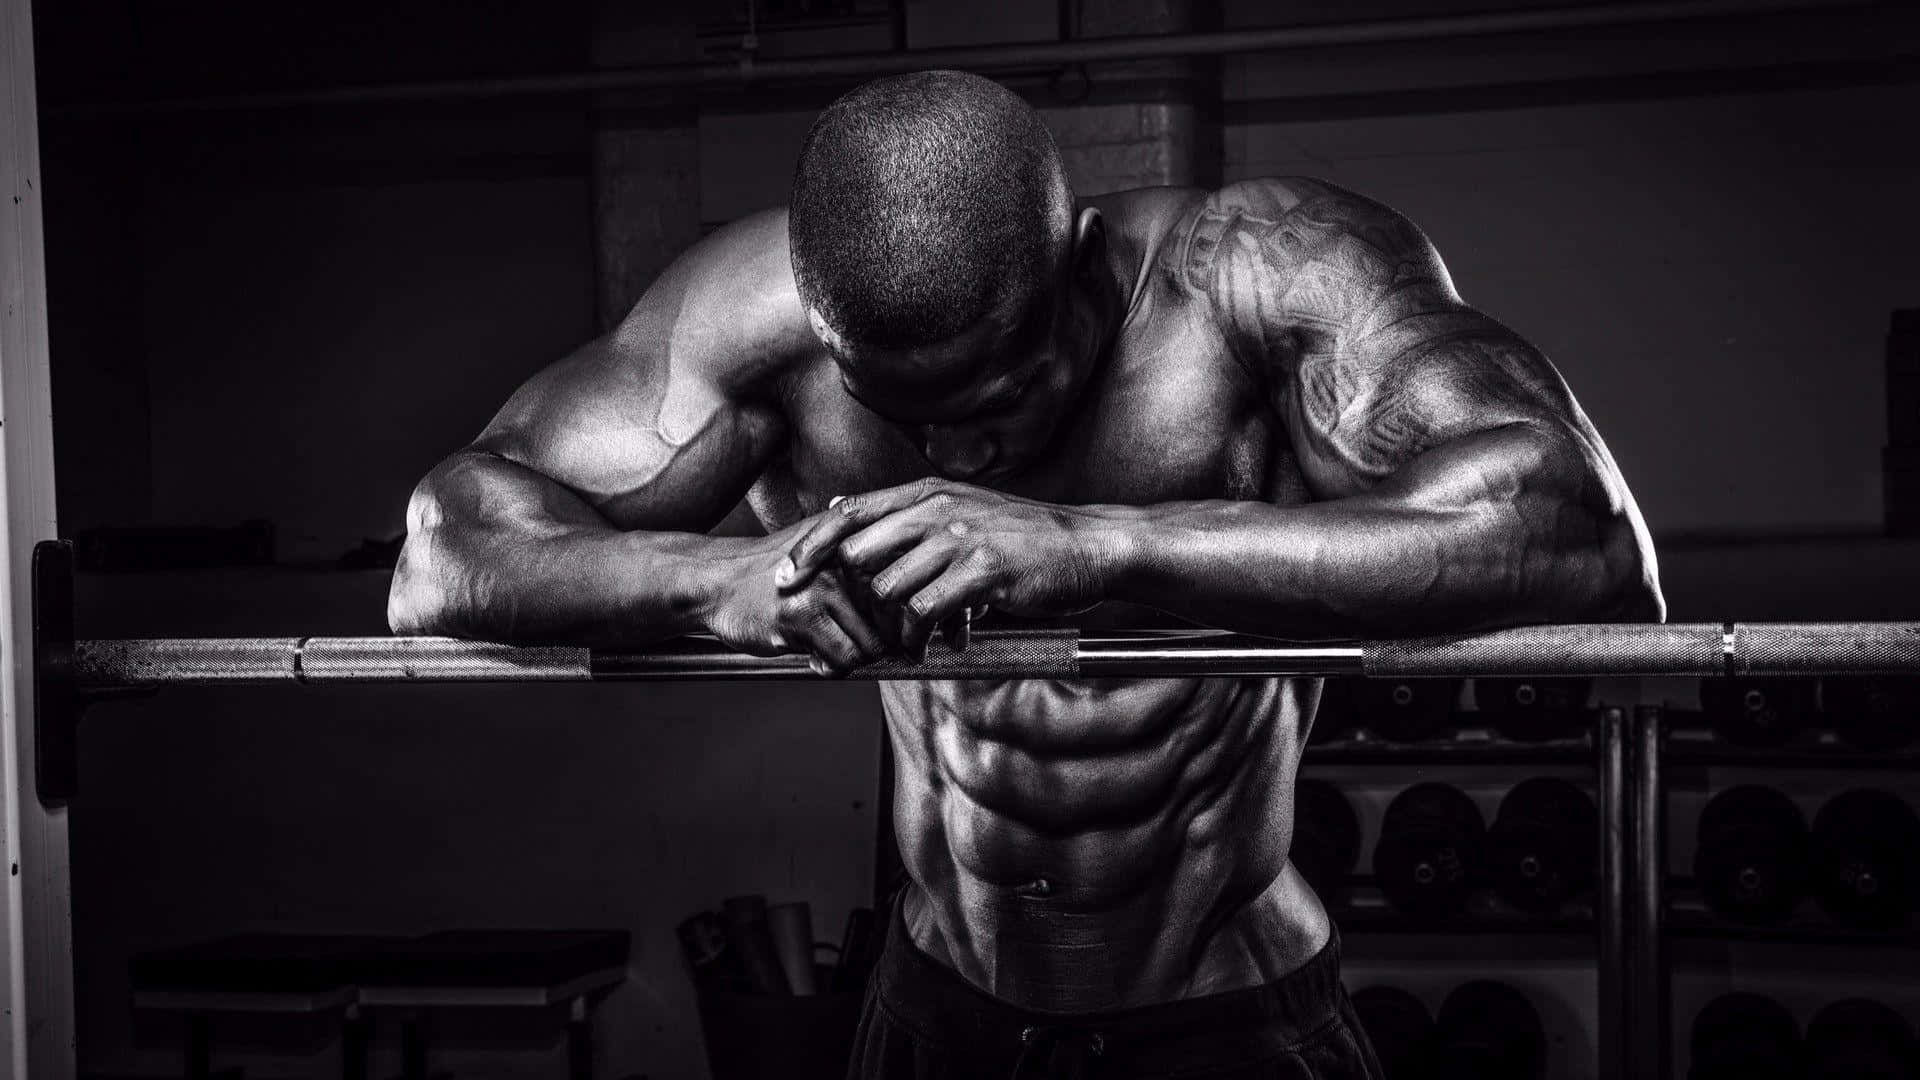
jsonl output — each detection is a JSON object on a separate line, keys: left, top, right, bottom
{"left": 1183, "top": 179, "right": 1454, "bottom": 359}
{"left": 1182, "top": 178, "right": 1570, "bottom": 487}
{"left": 1293, "top": 332, "right": 1562, "bottom": 485}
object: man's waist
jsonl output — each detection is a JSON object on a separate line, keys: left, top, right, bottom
{"left": 875, "top": 876, "right": 1342, "bottom": 1062}
{"left": 894, "top": 865, "right": 1331, "bottom": 1014}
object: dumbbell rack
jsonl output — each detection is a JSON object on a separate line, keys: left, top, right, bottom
{"left": 1301, "top": 698, "right": 1636, "bottom": 1080}
{"left": 1622, "top": 701, "right": 1920, "bottom": 1079}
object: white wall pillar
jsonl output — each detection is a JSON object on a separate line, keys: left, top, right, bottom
{"left": 0, "top": 0, "right": 76, "bottom": 1075}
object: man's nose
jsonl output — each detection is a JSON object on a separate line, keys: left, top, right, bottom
{"left": 921, "top": 426, "right": 997, "bottom": 480}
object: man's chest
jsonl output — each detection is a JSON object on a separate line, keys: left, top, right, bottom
{"left": 748, "top": 312, "right": 1309, "bottom": 530}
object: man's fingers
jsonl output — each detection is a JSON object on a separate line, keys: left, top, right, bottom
{"left": 802, "top": 616, "right": 869, "bottom": 677}
{"left": 838, "top": 509, "right": 941, "bottom": 576}
{"left": 868, "top": 540, "right": 958, "bottom": 605}
{"left": 777, "top": 513, "right": 858, "bottom": 592}
{"left": 867, "top": 543, "right": 960, "bottom": 662}
{"left": 821, "top": 590, "right": 888, "bottom": 664}
{"left": 863, "top": 590, "right": 919, "bottom": 658}
{"left": 779, "top": 481, "right": 943, "bottom": 590}
{"left": 902, "top": 559, "right": 989, "bottom": 657}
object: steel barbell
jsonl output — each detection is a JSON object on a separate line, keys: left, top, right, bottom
{"left": 32, "top": 540, "right": 1920, "bottom": 802}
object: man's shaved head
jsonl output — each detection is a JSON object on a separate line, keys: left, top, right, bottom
{"left": 788, "top": 70, "right": 1074, "bottom": 353}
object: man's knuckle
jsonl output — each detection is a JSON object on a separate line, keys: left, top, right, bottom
{"left": 783, "top": 596, "right": 827, "bottom": 625}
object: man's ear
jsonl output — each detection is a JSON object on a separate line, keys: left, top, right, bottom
{"left": 806, "top": 306, "right": 848, "bottom": 354}
{"left": 1070, "top": 207, "right": 1106, "bottom": 279}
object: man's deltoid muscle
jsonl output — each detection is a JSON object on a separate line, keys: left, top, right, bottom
{"left": 390, "top": 69, "right": 1661, "bottom": 1077}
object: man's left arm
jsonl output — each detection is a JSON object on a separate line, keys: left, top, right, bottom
{"left": 1109, "top": 177, "right": 1664, "bottom": 638}
{"left": 784, "top": 178, "right": 1664, "bottom": 650}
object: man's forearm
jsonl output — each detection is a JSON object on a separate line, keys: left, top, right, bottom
{"left": 1101, "top": 426, "right": 1660, "bottom": 639}
{"left": 387, "top": 450, "right": 749, "bottom": 643}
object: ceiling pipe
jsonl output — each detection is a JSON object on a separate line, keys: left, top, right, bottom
{"left": 65, "top": 0, "right": 1875, "bottom": 114}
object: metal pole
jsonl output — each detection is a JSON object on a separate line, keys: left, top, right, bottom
{"left": 1596, "top": 706, "right": 1629, "bottom": 1080}
{"left": 59, "top": 622, "right": 1920, "bottom": 687}
{"left": 60, "top": 0, "right": 1867, "bottom": 113}
{"left": 1630, "top": 705, "right": 1669, "bottom": 1080}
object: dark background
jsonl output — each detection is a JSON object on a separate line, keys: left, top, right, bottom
{"left": 29, "top": 0, "right": 1920, "bottom": 1076}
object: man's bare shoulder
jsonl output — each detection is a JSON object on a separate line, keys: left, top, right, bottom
{"left": 1151, "top": 178, "right": 1459, "bottom": 342}
{"left": 1097, "top": 176, "right": 1313, "bottom": 253}
{"left": 1081, "top": 186, "right": 1206, "bottom": 295}
{"left": 1094, "top": 179, "right": 1394, "bottom": 299}
{"left": 607, "top": 206, "right": 822, "bottom": 399}
{"left": 1085, "top": 185, "right": 1208, "bottom": 239}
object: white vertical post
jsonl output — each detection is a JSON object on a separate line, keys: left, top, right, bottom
{"left": 0, "top": 0, "right": 76, "bottom": 1075}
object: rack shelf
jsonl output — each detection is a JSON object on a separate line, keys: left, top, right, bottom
{"left": 1635, "top": 705, "right": 1920, "bottom": 1077}
{"left": 1664, "top": 890, "right": 1920, "bottom": 948}
{"left": 1296, "top": 706, "right": 1630, "bottom": 1073}
{"left": 1330, "top": 889, "right": 1595, "bottom": 937}
{"left": 1304, "top": 735, "right": 1593, "bottom": 766}
{"left": 1662, "top": 727, "right": 1920, "bottom": 770}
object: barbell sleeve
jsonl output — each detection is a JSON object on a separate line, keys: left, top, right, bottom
{"left": 60, "top": 622, "right": 1920, "bottom": 687}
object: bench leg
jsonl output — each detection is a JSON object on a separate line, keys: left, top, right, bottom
{"left": 343, "top": 1004, "right": 370, "bottom": 1080}
{"left": 400, "top": 1012, "right": 427, "bottom": 1080}
{"left": 566, "top": 997, "right": 591, "bottom": 1080}
{"left": 185, "top": 1012, "right": 212, "bottom": 1080}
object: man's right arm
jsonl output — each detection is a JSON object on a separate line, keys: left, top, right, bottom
{"left": 387, "top": 210, "right": 884, "bottom": 667}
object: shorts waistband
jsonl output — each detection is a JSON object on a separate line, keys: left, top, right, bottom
{"left": 872, "top": 894, "right": 1344, "bottom": 1060}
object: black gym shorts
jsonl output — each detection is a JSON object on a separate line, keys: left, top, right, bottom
{"left": 846, "top": 897, "right": 1383, "bottom": 1080}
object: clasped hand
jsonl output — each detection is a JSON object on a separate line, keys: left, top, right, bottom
{"left": 772, "top": 479, "right": 1122, "bottom": 673}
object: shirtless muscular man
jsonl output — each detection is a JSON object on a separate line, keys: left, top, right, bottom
{"left": 389, "top": 70, "right": 1663, "bottom": 1079}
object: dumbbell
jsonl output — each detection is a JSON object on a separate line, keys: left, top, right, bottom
{"left": 1486, "top": 777, "right": 1597, "bottom": 914}
{"left": 1689, "top": 992, "right": 1801, "bottom": 1080}
{"left": 1701, "top": 677, "right": 1813, "bottom": 747}
{"left": 1351, "top": 985, "right": 1433, "bottom": 1080}
{"left": 1695, "top": 784, "right": 1811, "bottom": 923}
{"left": 1811, "top": 789, "right": 1920, "bottom": 930}
{"left": 1806, "top": 998, "right": 1918, "bottom": 1080}
{"left": 1431, "top": 980, "right": 1546, "bottom": 1080}
{"left": 1352, "top": 678, "right": 1460, "bottom": 743}
{"left": 1292, "top": 779, "right": 1361, "bottom": 903}
{"left": 1822, "top": 677, "right": 1920, "bottom": 752}
{"left": 1374, "top": 782, "right": 1485, "bottom": 920}
{"left": 1475, "top": 677, "right": 1593, "bottom": 743}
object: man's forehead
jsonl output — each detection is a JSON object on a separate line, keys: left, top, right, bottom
{"left": 819, "top": 305, "right": 1038, "bottom": 421}
{"left": 841, "top": 353, "right": 1023, "bottom": 425}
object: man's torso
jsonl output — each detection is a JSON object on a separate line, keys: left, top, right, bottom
{"left": 747, "top": 187, "right": 1332, "bottom": 1011}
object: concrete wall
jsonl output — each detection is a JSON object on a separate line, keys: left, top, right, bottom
{"left": 1225, "top": 83, "right": 1920, "bottom": 540}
